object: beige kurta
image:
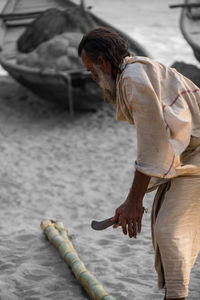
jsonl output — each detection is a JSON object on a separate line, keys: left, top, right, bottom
{"left": 116, "top": 56, "right": 200, "bottom": 180}
{"left": 116, "top": 56, "right": 200, "bottom": 298}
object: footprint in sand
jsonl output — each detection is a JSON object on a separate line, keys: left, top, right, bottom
{"left": 0, "top": 262, "right": 15, "bottom": 271}
{"left": 14, "top": 233, "right": 37, "bottom": 242}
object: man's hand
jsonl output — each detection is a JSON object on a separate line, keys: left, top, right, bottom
{"left": 111, "top": 194, "right": 144, "bottom": 238}
{"left": 111, "top": 169, "right": 151, "bottom": 238}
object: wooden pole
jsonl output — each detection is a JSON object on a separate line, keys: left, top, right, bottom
{"left": 0, "top": 11, "right": 44, "bottom": 20}
{"left": 169, "top": 3, "right": 200, "bottom": 9}
{"left": 40, "top": 220, "right": 116, "bottom": 300}
{"left": 80, "top": 0, "right": 85, "bottom": 10}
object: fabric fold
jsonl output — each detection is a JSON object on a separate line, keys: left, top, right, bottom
{"left": 151, "top": 139, "right": 200, "bottom": 298}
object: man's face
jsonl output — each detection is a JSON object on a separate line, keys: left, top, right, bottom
{"left": 81, "top": 50, "right": 116, "bottom": 105}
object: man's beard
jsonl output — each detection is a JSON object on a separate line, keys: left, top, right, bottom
{"left": 93, "top": 64, "right": 116, "bottom": 105}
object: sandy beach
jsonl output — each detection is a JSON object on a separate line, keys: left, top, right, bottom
{"left": 0, "top": 1, "right": 200, "bottom": 299}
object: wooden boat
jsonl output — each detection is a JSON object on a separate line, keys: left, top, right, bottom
{"left": 179, "top": 0, "right": 200, "bottom": 62}
{"left": 0, "top": 0, "right": 148, "bottom": 113}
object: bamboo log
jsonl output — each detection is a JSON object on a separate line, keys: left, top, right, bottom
{"left": 40, "top": 220, "right": 116, "bottom": 300}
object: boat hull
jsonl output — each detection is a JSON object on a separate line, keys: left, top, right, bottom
{"left": 180, "top": 0, "right": 200, "bottom": 62}
{"left": 0, "top": 0, "right": 149, "bottom": 109}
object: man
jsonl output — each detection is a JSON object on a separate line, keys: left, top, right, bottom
{"left": 78, "top": 27, "right": 200, "bottom": 300}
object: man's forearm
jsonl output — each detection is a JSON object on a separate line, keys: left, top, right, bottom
{"left": 128, "top": 169, "right": 151, "bottom": 202}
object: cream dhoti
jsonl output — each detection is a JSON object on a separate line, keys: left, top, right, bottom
{"left": 151, "top": 138, "right": 200, "bottom": 299}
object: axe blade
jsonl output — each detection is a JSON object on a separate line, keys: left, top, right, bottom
{"left": 91, "top": 217, "right": 116, "bottom": 231}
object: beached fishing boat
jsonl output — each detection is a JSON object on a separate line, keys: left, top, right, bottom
{"left": 179, "top": 0, "right": 200, "bottom": 62}
{"left": 0, "top": 0, "right": 148, "bottom": 112}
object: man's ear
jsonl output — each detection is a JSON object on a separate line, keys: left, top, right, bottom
{"left": 97, "top": 55, "right": 112, "bottom": 74}
{"left": 97, "top": 55, "right": 106, "bottom": 67}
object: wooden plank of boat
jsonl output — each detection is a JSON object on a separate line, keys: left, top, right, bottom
{"left": 179, "top": 0, "right": 200, "bottom": 62}
{"left": 0, "top": 0, "right": 149, "bottom": 112}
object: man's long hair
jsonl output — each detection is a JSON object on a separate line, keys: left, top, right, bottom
{"left": 78, "top": 27, "right": 130, "bottom": 73}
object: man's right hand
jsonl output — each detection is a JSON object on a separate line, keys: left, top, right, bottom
{"left": 111, "top": 194, "right": 144, "bottom": 238}
{"left": 111, "top": 169, "right": 151, "bottom": 238}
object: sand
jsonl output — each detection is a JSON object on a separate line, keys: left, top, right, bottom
{"left": 0, "top": 78, "right": 156, "bottom": 300}
{"left": 0, "top": 77, "right": 200, "bottom": 300}
{"left": 0, "top": 1, "right": 200, "bottom": 299}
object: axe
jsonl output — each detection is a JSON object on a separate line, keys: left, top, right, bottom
{"left": 91, "top": 207, "right": 148, "bottom": 230}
